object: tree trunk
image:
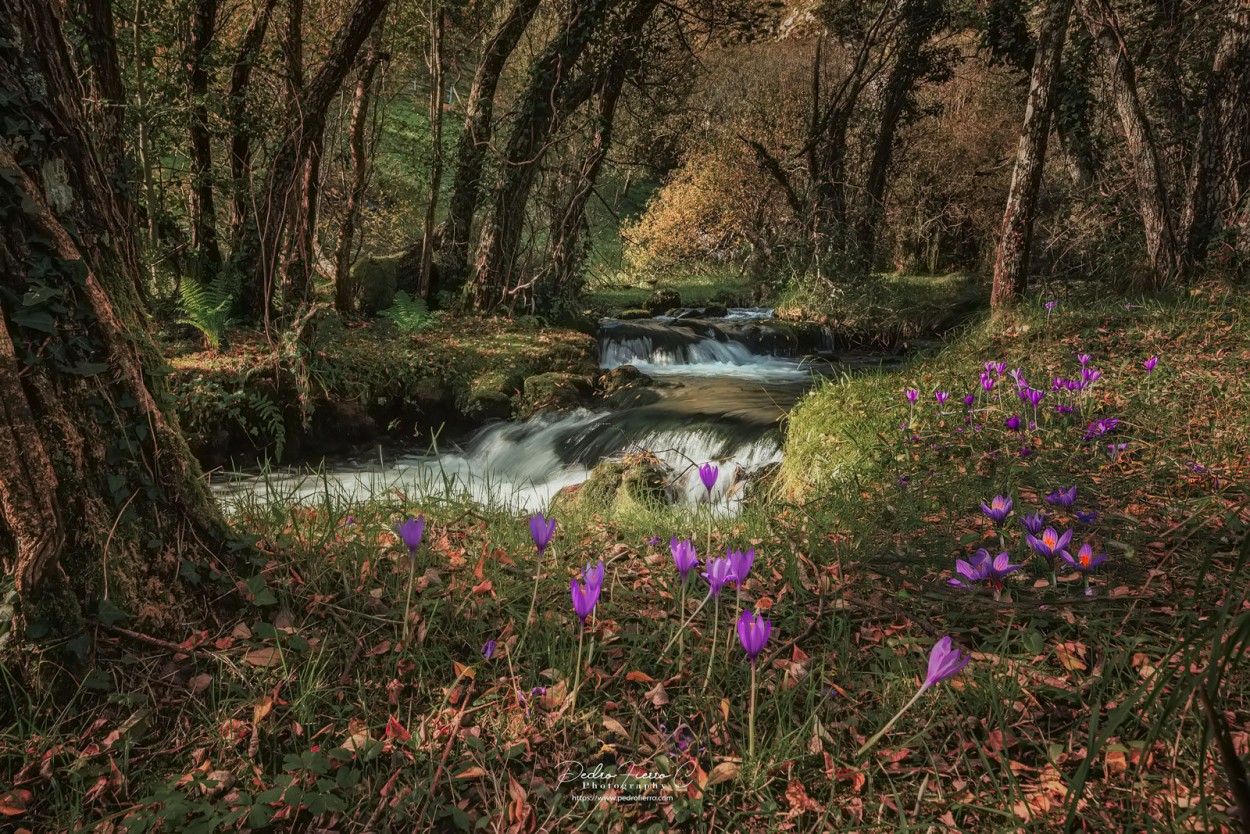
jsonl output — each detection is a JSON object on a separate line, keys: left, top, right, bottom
{"left": 227, "top": 0, "right": 278, "bottom": 252}
{"left": 417, "top": 1, "right": 445, "bottom": 298}
{"left": 1181, "top": 3, "right": 1250, "bottom": 269}
{"left": 469, "top": 0, "right": 618, "bottom": 310}
{"left": 1083, "top": 0, "right": 1181, "bottom": 286}
{"left": 1, "top": 1, "right": 228, "bottom": 634}
{"left": 545, "top": 72, "right": 626, "bottom": 305}
{"left": 437, "top": 0, "right": 543, "bottom": 291}
{"left": 237, "top": 0, "right": 389, "bottom": 321}
{"left": 186, "top": 0, "right": 223, "bottom": 279}
{"left": 991, "top": 0, "right": 1072, "bottom": 308}
{"left": 334, "top": 34, "right": 385, "bottom": 313}
{"left": 856, "top": 0, "right": 945, "bottom": 278}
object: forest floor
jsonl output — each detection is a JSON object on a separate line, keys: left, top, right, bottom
{"left": 3, "top": 285, "right": 1250, "bottom": 831}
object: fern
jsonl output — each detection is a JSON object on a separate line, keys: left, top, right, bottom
{"left": 177, "top": 274, "right": 236, "bottom": 350}
{"left": 379, "top": 291, "right": 440, "bottom": 333}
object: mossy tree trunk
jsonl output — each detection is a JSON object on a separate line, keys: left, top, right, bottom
{"left": 0, "top": 0, "right": 229, "bottom": 636}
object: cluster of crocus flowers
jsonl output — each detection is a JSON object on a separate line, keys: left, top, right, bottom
{"left": 1046, "top": 486, "right": 1078, "bottom": 507}
{"left": 949, "top": 550, "right": 1020, "bottom": 600}
{"left": 857, "top": 636, "right": 970, "bottom": 757}
{"left": 1026, "top": 525, "right": 1072, "bottom": 585}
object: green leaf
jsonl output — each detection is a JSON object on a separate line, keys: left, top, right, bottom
{"left": 11, "top": 308, "right": 57, "bottom": 334}
{"left": 97, "top": 598, "right": 130, "bottom": 626}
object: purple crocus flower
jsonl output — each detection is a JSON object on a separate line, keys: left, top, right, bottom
{"left": 1107, "top": 442, "right": 1128, "bottom": 459}
{"left": 670, "top": 538, "right": 698, "bottom": 581}
{"left": 1077, "top": 353, "right": 1092, "bottom": 367}
{"left": 397, "top": 516, "right": 425, "bottom": 555}
{"left": 1046, "top": 486, "right": 1078, "bottom": 507}
{"left": 1060, "top": 542, "right": 1107, "bottom": 573}
{"left": 1021, "top": 387, "right": 1044, "bottom": 407}
{"left": 570, "top": 575, "right": 602, "bottom": 625}
{"left": 1021, "top": 511, "right": 1046, "bottom": 535}
{"left": 1055, "top": 404, "right": 1075, "bottom": 415}
{"left": 923, "top": 637, "right": 970, "bottom": 689}
{"left": 583, "top": 559, "right": 605, "bottom": 589}
{"left": 1084, "top": 418, "right": 1120, "bottom": 440}
{"left": 482, "top": 640, "right": 496, "bottom": 660}
{"left": 703, "top": 556, "right": 735, "bottom": 597}
{"left": 980, "top": 495, "right": 1013, "bottom": 524}
{"left": 985, "top": 361, "right": 1007, "bottom": 376}
{"left": 980, "top": 373, "right": 995, "bottom": 392}
{"left": 1045, "top": 300, "right": 1057, "bottom": 311}
{"left": 529, "top": 513, "right": 557, "bottom": 553}
{"left": 963, "top": 394, "right": 975, "bottom": 407}
{"left": 698, "top": 463, "right": 719, "bottom": 494}
{"left": 1026, "top": 526, "right": 1073, "bottom": 567}
{"left": 737, "top": 608, "right": 772, "bottom": 664}
{"left": 948, "top": 550, "right": 989, "bottom": 589}
{"left": 1076, "top": 509, "right": 1099, "bottom": 524}
{"left": 728, "top": 547, "right": 755, "bottom": 585}
{"left": 1081, "top": 367, "right": 1102, "bottom": 385}
{"left": 1005, "top": 414, "right": 1022, "bottom": 432}
{"left": 935, "top": 390, "right": 950, "bottom": 405}
{"left": 1143, "top": 356, "right": 1158, "bottom": 374}
{"left": 905, "top": 388, "right": 919, "bottom": 404}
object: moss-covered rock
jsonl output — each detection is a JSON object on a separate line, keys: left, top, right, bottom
{"left": 617, "top": 308, "right": 653, "bottom": 320}
{"left": 521, "top": 372, "right": 594, "bottom": 415}
{"left": 573, "top": 452, "right": 670, "bottom": 513}
{"left": 645, "top": 289, "right": 681, "bottom": 314}
{"left": 353, "top": 252, "right": 409, "bottom": 315}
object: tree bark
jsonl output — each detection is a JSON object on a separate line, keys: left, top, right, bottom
{"left": 469, "top": 0, "right": 619, "bottom": 310}
{"left": 1181, "top": 3, "right": 1250, "bottom": 269}
{"left": 237, "top": 0, "right": 389, "bottom": 321}
{"left": 186, "top": 0, "right": 223, "bottom": 279}
{"left": 991, "top": 0, "right": 1072, "bottom": 308}
{"left": 1083, "top": 0, "right": 1181, "bottom": 286}
{"left": 437, "top": 0, "right": 544, "bottom": 291}
{"left": 1, "top": 1, "right": 228, "bottom": 632}
{"left": 334, "top": 34, "right": 385, "bottom": 313}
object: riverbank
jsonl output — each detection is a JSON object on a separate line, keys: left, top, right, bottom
{"left": 168, "top": 316, "right": 598, "bottom": 469}
{"left": 7, "top": 285, "right": 1247, "bottom": 830}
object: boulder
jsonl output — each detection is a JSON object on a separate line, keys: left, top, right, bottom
{"left": 353, "top": 252, "right": 410, "bottom": 315}
{"left": 644, "top": 289, "right": 681, "bottom": 314}
{"left": 521, "top": 372, "right": 594, "bottom": 414}
{"left": 574, "top": 452, "right": 670, "bottom": 512}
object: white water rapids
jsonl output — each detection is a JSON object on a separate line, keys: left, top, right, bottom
{"left": 212, "top": 308, "right": 845, "bottom": 514}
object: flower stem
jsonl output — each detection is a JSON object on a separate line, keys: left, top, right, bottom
{"left": 570, "top": 624, "right": 585, "bottom": 717}
{"left": 748, "top": 662, "right": 757, "bottom": 761}
{"left": 402, "top": 557, "right": 415, "bottom": 644}
{"left": 701, "top": 597, "right": 719, "bottom": 696}
{"left": 662, "top": 593, "right": 710, "bottom": 654}
{"left": 676, "top": 578, "right": 687, "bottom": 675}
{"left": 856, "top": 685, "right": 929, "bottom": 758}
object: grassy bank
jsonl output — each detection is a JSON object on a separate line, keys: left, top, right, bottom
{"left": 168, "top": 315, "right": 596, "bottom": 469}
{"left": 3, "top": 288, "right": 1248, "bottom": 831}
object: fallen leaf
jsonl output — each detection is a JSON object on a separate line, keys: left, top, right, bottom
{"left": 706, "top": 761, "right": 739, "bottom": 786}
{"left": 244, "top": 647, "right": 280, "bottom": 667}
{"left": 625, "top": 670, "right": 655, "bottom": 684}
{"left": 0, "top": 789, "right": 31, "bottom": 816}
{"left": 455, "top": 766, "right": 487, "bottom": 779}
{"left": 603, "top": 717, "right": 629, "bottom": 737}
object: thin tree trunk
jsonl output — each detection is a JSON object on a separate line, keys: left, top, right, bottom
{"left": 1, "top": 1, "right": 228, "bottom": 632}
{"left": 438, "top": 0, "right": 544, "bottom": 291}
{"left": 417, "top": 1, "right": 445, "bottom": 298}
{"left": 1083, "top": 0, "right": 1181, "bottom": 285}
{"left": 334, "top": 33, "right": 385, "bottom": 313}
{"left": 991, "top": 0, "right": 1073, "bottom": 307}
{"left": 130, "top": 0, "right": 162, "bottom": 286}
{"left": 469, "top": 0, "right": 618, "bottom": 310}
{"left": 186, "top": 0, "right": 222, "bottom": 279}
{"left": 1181, "top": 3, "right": 1250, "bottom": 268}
{"left": 856, "top": 0, "right": 944, "bottom": 278}
{"left": 227, "top": 0, "right": 278, "bottom": 250}
{"left": 237, "top": 0, "right": 389, "bottom": 321}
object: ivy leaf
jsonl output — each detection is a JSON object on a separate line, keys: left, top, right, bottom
{"left": 11, "top": 308, "right": 57, "bottom": 334}
{"left": 67, "top": 361, "right": 110, "bottom": 376}
{"left": 97, "top": 598, "right": 130, "bottom": 626}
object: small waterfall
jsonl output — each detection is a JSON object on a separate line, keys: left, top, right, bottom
{"left": 215, "top": 307, "right": 840, "bottom": 514}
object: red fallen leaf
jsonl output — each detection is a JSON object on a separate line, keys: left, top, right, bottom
{"left": 455, "top": 766, "right": 487, "bottom": 779}
{"left": 0, "top": 789, "right": 31, "bottom": 816}
{"left": 472, "top": 580, "right": 493, "bottom": 596}
{"left": 385, "top": 716, "right": 411, "bottom": 742}
{"left": 365, "top": 640, "right": 392, "bottom": 657}
{"left": 625, "top": 670, "right": 655, "bottom": 684}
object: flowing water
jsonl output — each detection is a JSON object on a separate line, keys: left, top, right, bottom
{"left": 212, "top": 308, "right": 889, "bottom": 513}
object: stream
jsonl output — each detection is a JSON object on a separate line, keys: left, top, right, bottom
{"left": 212, "top": 308, "right": 889, "bottom": 513}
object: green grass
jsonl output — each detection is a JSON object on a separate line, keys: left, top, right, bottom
{"left": 3, "top": 287, "right": 1249, "bottom": 831}
{"left": 584, "top": 264, "right": 757, "bottom": 313}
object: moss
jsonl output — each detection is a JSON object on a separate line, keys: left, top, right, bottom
{"left": 353, "top": 252, "right": 409, "bottom": 314}
{"left": 572, "top": 453, "right": 669, "bottom": 513}
{"left": 520, "top": 372, "right": 593, "bottom": 415}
